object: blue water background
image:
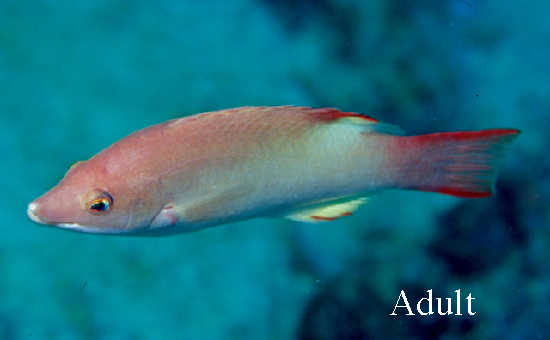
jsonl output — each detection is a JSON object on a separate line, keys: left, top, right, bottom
{"left": 1, "top": 1, "right": 545, "bottom": 339}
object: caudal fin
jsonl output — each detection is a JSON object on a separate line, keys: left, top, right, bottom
{"left": 394, "top": 129, "right": 520, "bottom": 198}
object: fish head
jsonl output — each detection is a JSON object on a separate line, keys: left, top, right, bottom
{"left": 27, "top": 159, "right": 163, "bottom": 235}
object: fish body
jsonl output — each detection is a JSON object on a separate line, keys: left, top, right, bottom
{"left": 27, "top": 106, "right": 520, "bottom": 236}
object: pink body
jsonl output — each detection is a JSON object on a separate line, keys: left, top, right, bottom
{"left": 27, "top": 106, "right": 519, "bottom": 235}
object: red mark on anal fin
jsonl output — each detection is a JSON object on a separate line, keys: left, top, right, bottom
{"left": 310, "top": 212, "right": 353, "bottom": 221}
{"left": 310, "top": 215, "right": 337, "bottom": 221}
{"left": 311, "top": 108, "right": 378, "bottom": 123}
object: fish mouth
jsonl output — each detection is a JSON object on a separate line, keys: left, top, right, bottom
{"left": 27, "top": 202, "right": 46, "bottom": 225}
{"left": 27, "top": 202, "right": 120, "bottom": 234}
{"left": 27, "top": 203, "right": 86, "bottom": 231}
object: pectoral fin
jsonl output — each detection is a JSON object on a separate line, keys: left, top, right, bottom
{"left": 285, "top": 196, "right": 369, "bottom": 223}
{"left": 183, "top": 184, "right": 254, "bottom": 222}
{"left": 151, "top": 182, "right": 254, "bottom": 228}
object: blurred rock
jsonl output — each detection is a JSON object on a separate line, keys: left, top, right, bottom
{"left": 430, "top": 181, "right": 525, "bottom": 277}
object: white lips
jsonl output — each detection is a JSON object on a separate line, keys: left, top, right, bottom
{"left": 56, "top": 222, "right": 97, "bottom": 232}
{"left": 54, "top": 223, "right": 123, "bottom": 234}
{"left": 27, "top": 203, "right": 45, "bottom": 224}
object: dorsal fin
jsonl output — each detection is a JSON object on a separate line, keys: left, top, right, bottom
{"left": 309, "top": 107, "right": 379, "bottom": 123}
{"left": 284, "top": 196, "right": 369, "bottom": 223}
{"left": 309, "top": 107, "right": 405, "bottom": 135}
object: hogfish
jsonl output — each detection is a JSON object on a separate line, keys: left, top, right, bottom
{"left": 27, "top": 106, "right": 520, "bottom": 235}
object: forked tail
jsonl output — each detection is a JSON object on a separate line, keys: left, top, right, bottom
{"left": 393, "top": 129, "right": 520, "bottom": 197}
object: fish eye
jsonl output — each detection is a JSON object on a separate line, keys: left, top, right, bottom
{"left": 87, "top": 198, "right": 111, "bottom": 213}
{"left": 83, "top": 190, "right": 113, "bottom": 215}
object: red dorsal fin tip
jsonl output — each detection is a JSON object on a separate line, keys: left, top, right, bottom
{"left": 311, "top": 108, "right": 378, "bottom": 123}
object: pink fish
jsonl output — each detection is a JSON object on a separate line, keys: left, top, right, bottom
{"left": 27, "top": 106, "right": 520, "bottom": 235}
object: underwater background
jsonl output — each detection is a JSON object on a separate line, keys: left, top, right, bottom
{"left": 1, "top": 0, "right": 546, "bottom": 339}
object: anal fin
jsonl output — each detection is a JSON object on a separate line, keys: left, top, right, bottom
{"left": 285, "top": 197, "right": 369, "bottom": 223}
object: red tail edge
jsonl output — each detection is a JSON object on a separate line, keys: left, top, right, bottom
{"left": 395, "top": 128, "right": 520, "bottom": 198}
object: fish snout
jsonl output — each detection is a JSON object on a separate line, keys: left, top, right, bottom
{"left": 27, "top": 202, "right": 46, "bottom": 225}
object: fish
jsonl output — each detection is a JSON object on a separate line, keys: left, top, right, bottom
{"left": 27, "top": 106, "right": 520, "bottom": 236}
